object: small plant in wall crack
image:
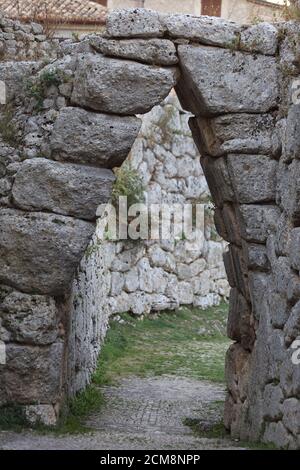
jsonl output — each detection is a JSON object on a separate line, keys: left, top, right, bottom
{"left": 111, "top": 162, "right": 146, "bottom": 210}
{"left": 26, "top": 68, "right": 62, "bottom": 111}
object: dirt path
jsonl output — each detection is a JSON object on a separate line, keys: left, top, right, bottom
{"left": 0, "top": 376, "right": 244, "bottom": 450}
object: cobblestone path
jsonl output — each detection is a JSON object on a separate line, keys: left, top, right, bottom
{"left": 0, "top": 376, "right": 245, "bottom": 450}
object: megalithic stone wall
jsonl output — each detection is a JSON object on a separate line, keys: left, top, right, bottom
{"left": 0, "top": 8, "right": 299, "bottom": 447}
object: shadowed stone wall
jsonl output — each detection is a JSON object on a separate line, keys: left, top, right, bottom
{"left": 0, "top": 8, "right": 299, "bottom": 447}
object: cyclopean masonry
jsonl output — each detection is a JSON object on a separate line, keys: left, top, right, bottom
{"left": 0, "top": 9, "right": 299, "bottom": 448}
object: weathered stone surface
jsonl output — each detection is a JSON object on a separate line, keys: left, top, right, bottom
{"left": 178, "top": 282, "right": 194, "bottom": 304}
{"left": 124, "top": 268, "right": 139, "bottom": 293}
{"left": 50, "top": 107, "right": 141, "bottom": 168}
{"left": 3, "top": 342, "right": 63, "bottom": 404}
{"left": 239, "top": 205, "right": 280, "bottom": 243}
{"left": 110, "top": 272, "right": 125, "bottom": 296}
{"left": 273, "top": 256, "right": 292, "bottom": 296}
{"left": 0, "top": 291, "right": 58, "bottom": 345}
{"left": 227, "top": 245, "right": 249, "bottom": 300}
{"left": 162, "top": 14, "right": 240, "bottom": 47}
{"left": 248, "top": 272, "right": 270, "bottom": 320}
{"left": 243, "top": 243, "right": 270, "bottom": 272}
{"left": 285, "top": 105, "right": 300, "bottom": 161}
{"left": 138, "top": 258, "right": 153, "bottom": 293}
{"left": 177, "top": 259, "right": 206, "bottom": 280}
{"left": 71, "top": 54, "right": 179, "bottom": 115}
{"left": 284, "top": 301, "right": 300, "bottom": 345}
{"left": 278, "top": 160, "right": 300, "bottom": 224}
{"left": 148, "top": 245, "right": 176, "bottom": 272}
{"left": 191, "top": 114, "right": 278, "bottom": 157}
{"left": 269, "top": 290, "right": 289, "bottom": 329}
{"left": 225, "top": 343, "right": 250, "bottom": 402}
{"left": 0, "top": 61, "right": 39, "bottom": 102}
{"left": 111, "top": 246, "right": 145, "bottom": 273}
{"left": 227, "top": 154, "right": 277, "bottom": 203}
{"left": 280, "top": 348, "right": 300, "bottom": 398}
{"left": 12, "top": 158, "right": 114, "bottom": 221}
{"left": 282, "top": 398, "right": 300, "bottom": 436}
{"left": 240, "top": 23, "right": 278, "bottom": 56}
{"left": 214, "top": 204, "right": 241, "bottom": 245}
{"left": 200, "top": 155, "right": 234, "bottom": 207}
{"left": 263, "top": 384, "right": 283, "bottom": 421}
{"left": 263, "top": 422, "right": 293, "bottom": 449}
{"left": 192, "top": 271, "right": 211, "bottom": 296}
{"left": 106, "top": 8, "right": 165, "bottom": 38}
{"left": 290, "top": 228, "right": 300, "bottom": 272}
{"left": 0, "top": 209, "right": 94, "bottom": 295}
{"left": 177, "top": 45, "right": 279, "bottom": 116}
{"left": 25, "top": 404, "right": 57, "bottom": 427}
{"left": 227, "top": 288, "right": 254, "bottom": 350}
{"left": 287, "top": 273, "right": 300, "bottom": 304}
{"left": 90, "top": 37, "right": 178, "bottom": 65}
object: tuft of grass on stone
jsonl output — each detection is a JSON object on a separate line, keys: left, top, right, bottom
{"left": 26, "top": 68, "right": 62, "bottom": 111}
{"left": 111, "top": 162, "right": 145, "bottom": 210}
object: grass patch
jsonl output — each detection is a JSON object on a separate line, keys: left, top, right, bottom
{"left": 183, "top": 416, "right": 228, "bottom": 439}
{"left": 0, "top": 405, "right": 28, "bottom": 432}
{"left": 53, "top": 385, "right": 105, "bottom": 435}
{"left": 0, "top": 385, "right": 105, "bottom": 435}
{"left": 94, "top": 303, "right": 230, "bottom": 386}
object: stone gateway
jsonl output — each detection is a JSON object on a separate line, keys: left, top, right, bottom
{"left": 0, "top": 9, "right": 299, "bottom": 449}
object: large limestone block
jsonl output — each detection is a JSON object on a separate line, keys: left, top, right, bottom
{"left": 0, "top": 61, "right": 40, "bottom": 103}
{"left": 3, "top": 342, "right": 63, "bottom": 404}
{"left": 214, "top": 203, "right": 242, "bottom": 245}
{"left": 227, "top": 154, "right": 277, "bottom": 203}
{"left": 12, "top": 158, "right": 115, "bottom": 221}
{"left": 290, "top": 228, "right": 300, "bottom": 272}
{"left": 190, "top": 114, "right": 278, "bottom": 157}
{"left": 71, "top": 54, "right": 179, "bottom": 115}
{"left": 223, "top": 245, "right": 249, "bottom": 300}
{"left": 105, "top": 8, "right": 165, "bottom": 38}
{"left": 284, "top": 300, "right": 300, "bottom": 345}
{"left": 162, "top": 14, "right": 240, "bottom": 47}
{"left": 239, "top": 205, "right": 280, "bottom": 243}
{"left": 177, "top": 45, "right": 279, "bottom": 116}
{"left": 243, "top": 242, "right": 270, "bottom": 272}
{"left": 282, "top": 398, "right": 300, "bottom": 438}
{"left": 263, "top": 384, "right": 284, "bottom": 421}
{"left": 0, "top": 209, "right": 94, "bottom": 295}
{"left": 0, "top": 291, "right": 58, "bottom": 345}
{"left": 90, "top": 37, "right": 178, "bottom": 65}
{"left": 285, "top": 105, "right": 300, "bottom": 161}
{"left": 277, "top": 160, "right": 300, "bottom": 224}
{"left": 200, "top": 155, "right": 234, "bottom": 207}
{"left": 240, "top": 23, "right": 278, "bottom": 56}
{"left": 227, "top": 288, "right": 254, "bottom": 351}
{"left": 225, "top": 342, "right": 250, "bottom": 402}
{"left": 263, "top": 422, "right": 295, "bottom": 449}
{"left": 50, "top": 107, "right": 141, "bottom": 168}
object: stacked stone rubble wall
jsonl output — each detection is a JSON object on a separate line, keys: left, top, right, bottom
{"left": 0, "top": 9, "right": 299, "bottom": 447}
